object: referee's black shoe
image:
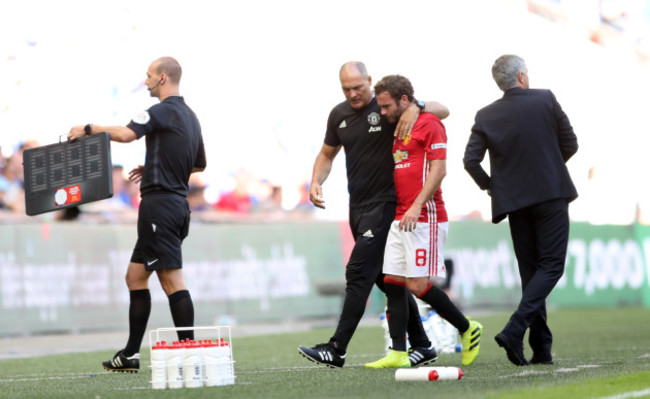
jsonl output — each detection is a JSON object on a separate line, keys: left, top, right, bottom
{"left": 102, "top": 350, "right": 140, "bottom": 373}
{"left": 297, "top": 342, "right": 346, "bottom": 368}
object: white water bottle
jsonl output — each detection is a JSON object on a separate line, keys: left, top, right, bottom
{"left": 183, "top": 340, "right": 203, "bottom": 388}
{"left": 202, "top": 339, "right": 220, "bottom": 387}
{"left": 395, "top": 367, "right": 464, "bottom": 381}
{"left": 380, "top": 313, "right": 391, "bottom": 355}
{"left": 218, "top": 338, "right": 235, "bottom": 385}
{"left": 424, "top": 311, "right": 441, "bottom": 351}
{"left": 166, "top": 341, "right": 185, "bottom": 389}
{"left": 150, "top": 341, "right": 169, "bottom": 389}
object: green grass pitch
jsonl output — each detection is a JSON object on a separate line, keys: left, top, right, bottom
{"left": 1, "top": 308, "right": 649, "bottom": 398}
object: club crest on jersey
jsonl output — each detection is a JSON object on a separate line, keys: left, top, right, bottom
{"left": 393, "top": 149, "right": 408, "bottom": 163}
{"left": 403, "top": 135, "right": 412, "bottom": 145}
{"left": 367, "top": 112, "right": 381, "bottom": 126}
{"left": 132, "top": 111, "right": 151, "bottom": 125}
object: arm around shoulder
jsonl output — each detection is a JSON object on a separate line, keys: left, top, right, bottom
{"left": 424, "top": 101, "right": 450, "bottom": 120}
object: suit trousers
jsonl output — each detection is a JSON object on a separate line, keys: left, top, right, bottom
{"left": 503, "top": 197, "right": 569, "bottom": 359}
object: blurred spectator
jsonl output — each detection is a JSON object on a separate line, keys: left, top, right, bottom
{"left": 527, "top": 0, "right": 650, "bottom": 63}
{"left": 249, "top": 178, "right": 283, "bottom": 213}
{"left": 188, "top": 174, "right": 210, "bottom": 212}
{"left": 214, "top": 168, "right": 254, "bottom": 213}
{"left": 291, "top": 182, "right": 315, "bottom": 214}
{"left": 126, "top": 174, "right": 141, "bottom": 209}
{"left": 436, "top": 258, "right": 456, "bottom": 301}
{"left": 75, "top": 164, "right": 138, "bottom": 220}
{"left": 0, "top": 171, "right": 9, "bottom": 210}
{"left": 55, "top": 206, "right": 81, "bottom": 221}
{"left": 111, "top": 165, "right": 135, "bottom": 208}
{"left": 0, "top": 140, "right": 38, "bottom": 214}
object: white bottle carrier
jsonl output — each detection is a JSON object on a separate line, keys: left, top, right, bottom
{"left": 148, "top": 326, "right": 235, "bottom": 390}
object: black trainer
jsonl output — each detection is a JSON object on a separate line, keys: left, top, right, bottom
{"left": 102, "top": 350, "right": 140, "bottom": 373}
{"left": 297, "top": 343, "right": 346, "bottom": 368}
{"left": 408, "top": 345, "right": 438, "bottom": 367}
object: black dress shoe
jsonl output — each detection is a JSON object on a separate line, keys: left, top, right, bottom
{"left": 530, "top": 356, "right": 554, "bottom": 365}
{"left": 495, "top": 333, "right": 530, "bottom": 366}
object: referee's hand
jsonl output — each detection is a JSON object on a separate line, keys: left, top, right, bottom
{"left": 67, "top": 125, "right": 85, "bottom": 142}
{"left": 128, "top": 165, "right": 144, "bottom": 184}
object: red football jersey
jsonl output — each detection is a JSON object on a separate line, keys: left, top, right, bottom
{"left": 392, "top": 113, "right": 448, "bottom": 223}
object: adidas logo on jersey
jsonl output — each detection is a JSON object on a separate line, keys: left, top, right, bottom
{"left": 363, "top": 230, "right": 374, "bottom": 238}
{"left": 339, "top": 120, "right": 347, "bottom": 128}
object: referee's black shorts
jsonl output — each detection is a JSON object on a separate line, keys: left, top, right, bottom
{"left": 130, "top": 193, "right": 191, "bottom": 271}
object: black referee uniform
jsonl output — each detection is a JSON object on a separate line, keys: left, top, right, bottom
{"left": 127, "top": 96, "right": 206, "bottom": 271}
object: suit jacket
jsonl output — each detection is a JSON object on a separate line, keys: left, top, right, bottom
{"left": 463, "top": 87, "right": 578, "bottom": 223}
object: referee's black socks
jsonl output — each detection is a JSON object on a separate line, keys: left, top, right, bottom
{"left": 168, "top": 289, "right": 195, "bottom": 341}
{"left": 124, "top": 289, "right": 151, "bottom": 357}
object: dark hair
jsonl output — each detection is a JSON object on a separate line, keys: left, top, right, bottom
{"left": 373, "top": 74, "right": 414, "bottom": 103}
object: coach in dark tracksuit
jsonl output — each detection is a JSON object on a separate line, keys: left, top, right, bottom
{"left": 463, "top": 54, "right": 578, "bottom": 366}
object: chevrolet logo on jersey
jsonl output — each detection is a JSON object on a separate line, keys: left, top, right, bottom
{"left": 393, "top": 149, "right": 408, "bottom": 163}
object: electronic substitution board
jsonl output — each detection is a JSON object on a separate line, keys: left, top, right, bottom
{"left": 23, "top": 133, "right": 113, "bottom": 216}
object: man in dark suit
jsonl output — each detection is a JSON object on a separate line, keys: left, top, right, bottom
{"left": 463, "top": 54, "right": 578, "bottom": 366}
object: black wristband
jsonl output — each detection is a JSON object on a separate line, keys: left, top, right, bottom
{"left": 415, "top": 100, "right": 425, "bottom": 112}
{"left": 84, "top": 124, "right": 93, "bottom": 136}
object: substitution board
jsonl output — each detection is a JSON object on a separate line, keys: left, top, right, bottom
{"left": 23, "top": 133, "right": 113, "bottom": 216}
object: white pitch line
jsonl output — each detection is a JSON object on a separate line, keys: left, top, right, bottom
{"left": 240, "top": 365, "right": 331, "bottom": 373}
{"left": 595, "top": 388, "right": 650, "bottom": 399}
{"left": 239, "top": 363, "right": 385, "bottom": 373}
{"left": 0, "top": 364, "right": 344, "bottom": 383}
{"left": 0, "top": 374, "right": 98, "bottom": 383}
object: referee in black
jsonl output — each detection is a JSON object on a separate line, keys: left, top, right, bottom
{"left": 68, "top": 56, "right": 206, "bottom": 372}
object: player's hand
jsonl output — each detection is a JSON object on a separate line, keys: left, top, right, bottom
{"left": 67, "top": 126, "right": 85, "bottom": 142}
{"left": 399, "top": 207, "right": 419, "bottom": 232}
{"left": 128, "top": 165, "right": 144, "bottom": 184}
{"left": 309, "top": 183, "right": 326, "bottom": 209}
{"left": 394, "top": 103, "right": 420, "bottom": 140}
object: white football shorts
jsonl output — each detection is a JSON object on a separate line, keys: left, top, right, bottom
{"left": 383, "top": 220, "right": 448, "bottom": 280}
